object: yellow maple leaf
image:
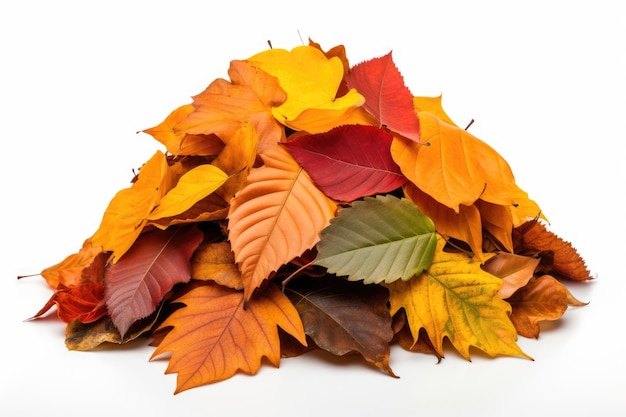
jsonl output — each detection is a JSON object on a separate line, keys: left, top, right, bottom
{"left": 385, "top": 237, "right": 530, "bottom": 360}
{"left": 246, "top": 45, "right": 368, "bottom": 133}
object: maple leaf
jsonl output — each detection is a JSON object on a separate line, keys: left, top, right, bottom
{"left": 142, "top": 103, "right": 225, "bottom": 156}
{"left": 282, "top": 125, "right": 407, "bottom": 201}
{"left": 180, "top": 60, "right": 287, "bottom": 146}
{"left": 246, "top": 45, "right": 368, "bottom": 133}
{"left": 345, "top": 51, "right": 421, "bottom": 143}
{"left": 513, "top": 220, "right": 592, "bottom": 281}
{"left": 385, "top": 237, "right": 530, "bottom": 360}
{"left": 314, "top": 195, "right": 437, "bottom": 284}
{"left": 105, "top": 226, "right": 204, "bottom": 338}
{"left": 507, "top": 275, "right": 587, "bottom": 338}
{"left": 91, "top": 150, "right": 174, "bottom": 263}
{"left": 285, "top": 276, "right": 396, "bottom": 376}
{"left": 227, "top": 145, "right": 337, "bottom": 299}
{"left": 151, "top": 281, "right": 307, "bottom": 394}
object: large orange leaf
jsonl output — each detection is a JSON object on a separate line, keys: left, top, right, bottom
{"left": 385, "top": 237, "right": 528, "bottom": 360}
{"left": 151, "top": 282, "right": 307, "bottom": 393}
{"left": 227, "top": 145, "right": 337, "bottom": 299}
{"left": 393, "top": 111, "right": 523, "bottom": 212}
{"left": 91, "top": 150, "right": 174, "bottom": 263}
{"left": 181, "top": 60, "right": 287, "bottom": 144}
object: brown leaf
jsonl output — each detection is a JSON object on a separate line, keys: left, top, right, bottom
{"left": 507, "top": 275, "right": 588, "bottom": 338}
{"left": 285, "top": 276, "right": 397, "bottom": 377}
{"left": 513, "top": 220, "right": 592, "bottom": 281}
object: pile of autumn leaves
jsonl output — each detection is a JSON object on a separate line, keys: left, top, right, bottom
{"left": 27, "top": 41, "right": 591, "bottom": 394}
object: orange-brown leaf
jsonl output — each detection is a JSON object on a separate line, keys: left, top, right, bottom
{"left": 513, "top": 220, "right": 592, "bottom": 281}
{"left": 151, "top": 282, "right": 306, "bottom": 393}
{"left": 482, "top": 252, "right": 540, "bottom": 299}
{"left": 190, "top": 242, "right": 243, "bottom": 290}
{"left": 40, "top": 239, "right": 103, "bottom": 289}
{"left": 507, "top": 275, "right": 587, "bottom": 338}
{"left": 227, "top": 145, "right": 337, "bottom": 299}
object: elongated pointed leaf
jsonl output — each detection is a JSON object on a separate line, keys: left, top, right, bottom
{"left": 104, "top": 226, "right": 204, "bottom": 338}
{"left": 147, "top": 164, "right": 228, "bottom": 221}
{"left": 282, "top": 125, "right": 406, "bottom": 201}
{"left": 228, "top": 145, "right": 337, "bottom": 299}
{"left": 346, "top": 52, "right": 421, "bottom": 142}
{"left": 313, "top": 195, "right": 437, "bottom": 284}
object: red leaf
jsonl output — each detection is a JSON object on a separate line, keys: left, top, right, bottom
{"left": 346, "top": 52, "right": 420, "bottom": 142}
{"left": 104, "top": 226, "right": 204, "bottom": 338}
{"left": 282, "top": 125, "right": 407, "bottom": 201}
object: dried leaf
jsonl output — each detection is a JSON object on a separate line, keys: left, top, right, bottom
{"left": 190, "top": 242, "right": 243, "bottom": 290}
{"left": 482, "top": 252, "right": 540, "bottom": 299}
{"left": 228, "top": 145, "right": 337, "bottom": 299}
{"left": 151, "top": 282, "right": 306, "bottom": 393}
{"left": 105, "top": 226, "right": 204, "bottom": 338}
{"left": 283, "top": 125, "right": 406, "bottom": 201}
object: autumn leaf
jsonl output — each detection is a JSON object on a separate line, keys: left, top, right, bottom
{"left": 314, "top": 195, "right": 437, "bottom": 284}
{"left": 285, "top": 276, "right": 396, "bottom": 376}
{"left": 346, "top": 52, "right": 421, "bottom": 143}
{"left": 513, "top": 220, "right": 592, "bottom": 281}
{"left": 91, "top": 150, "right": 174, "bottom": 263}
{"left": 40, "top": 238, "right": 102, "bottom": 289}
{"left": 181, "top": 59, "right": 287, "bottom": 145}
{"left": 147, "top": 164, "right": 228, "bottom": 221}
{"left": 228, "top": 145, "right": 337, "bottom": 299}
{"left": 190, "top": 241, "right": 243, "bottom": 290}
{"left": 246, "top": 45, "right": 368, "bottom": 133}
{"left": 151, "top": 281, "right": 307, "bottom": 393}
{"left": 482, "top": 252, "right": 540, "bottom": 299}
{"left": 385, "top": 237, "right": 530, "bottom": 360}
{"left": 283, "top": 125, "right": 406, "bottom": 201}
{"left": 142, "top": 103, "right": 225, "bottom": 156}
{"left": 507, "top": 275, "right": 587, "bottom": 338}
{"left": 413, "top": 95, "right": 457, "bottom": 127}
{"left": 105, "top": 226, "right": 204, "bottom": 338}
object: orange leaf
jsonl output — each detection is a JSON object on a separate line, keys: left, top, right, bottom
{"left": 91, "top": 150, "right": 174, "bottom": 263}
{"left": 507, "top": 275, "right": 587, "bottom": 338}
{"left": 40, "top": 238, "right": 102, "bottom": 289}
{"left": 227, "top": 145, "right": 337, "bottom": 299}
{"left": 142, "top": 103, "right": 225, "bottom": 156}
{"left": 181, "top": 60, "right": 287, "bottom": 145}
{"left": 482, "top": 252, "right": 540, "bottom": 299}
{"left": 190, "top": 242, "right": 243, "bottom": 290}
{"left": 513, "top": 220, "right": 592, "bottom": 281}
{"left": 413, "top": 95, "right": 457, "bottom": 127}
{"left": 151, "top": 282, "right": 306, "bottom": 393}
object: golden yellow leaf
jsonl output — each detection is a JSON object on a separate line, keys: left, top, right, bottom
{"left": 147, "top": 164, "right": 228, "bottom": 221}
{"left": 413, "top": 95, "right": 458, "bottom": 127}
{"left": 91, "top": 151, "right": 173, "bottom": 263}
{"left": 227, "top": 145, "right": 337, "bottom": 300}
{"left": 190, "top": 242, "right": 243, "bottom": 290}
{"left": 246, "top": 45, "right": 366, "bottom": 133}
{"left": 385, "top": 237, "right": 528, "bottom": 360}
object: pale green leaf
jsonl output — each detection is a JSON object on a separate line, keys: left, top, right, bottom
{"left": 313, "top": 195, "right": 437, "bottom": 284}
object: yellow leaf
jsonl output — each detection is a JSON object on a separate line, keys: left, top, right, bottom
{"left": 227, "top": 145, "right": 337, "bottom": 300}
{"left": 91, "top": 151, "right": 173, "bottom": 262}
{"left": 246, "top": 45, "right": 366, "bottom": 133}
{"left": 385, "top": 237, "right": 529, "bottom": 360}
{"left": 413, "top": 95, "right": 458, "bottom": 127}
{"left": 147, "top": 164, "right": 228, "bottom": 221}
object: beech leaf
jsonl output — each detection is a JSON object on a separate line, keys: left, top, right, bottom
{"left": 345, "top": 51, "right": 421, "bottom": 142}
{"left": 282, "top": 125, "right": 407, "bottom": 201}
{"left": 313, "top": 195, "right": 437, "bottom": 284}
{"left": 385, "top": 237, "right": 530, "bottom": 360}
{"left": 151, "top": 282, "right": 307, "bottom": 394}
{"left": 104, "top": 226, "right": 204, "bottom": 338}
{"left": 227, "top": 145, "right": 337, "bottom": 299}
{"left": 285, "top": 276, "right": 396, "bottom": 376}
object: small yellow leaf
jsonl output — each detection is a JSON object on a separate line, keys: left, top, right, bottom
{"left": 147, "top": 164, "right": 228, "bottom": 221}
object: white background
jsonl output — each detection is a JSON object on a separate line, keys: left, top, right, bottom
{"left": 2, "top": 1, "right": 625, "bottom": 415}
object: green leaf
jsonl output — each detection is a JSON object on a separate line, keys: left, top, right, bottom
{"left": 313, "top": 195, "right": 437, "bottom": 284}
